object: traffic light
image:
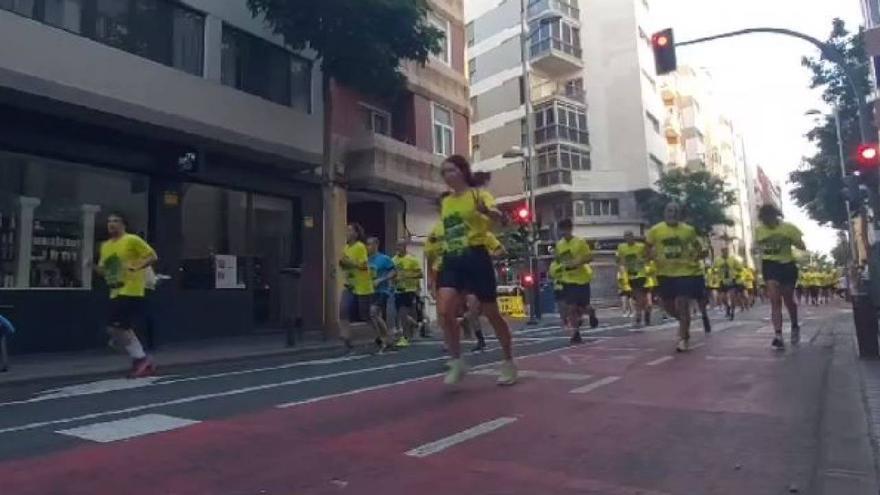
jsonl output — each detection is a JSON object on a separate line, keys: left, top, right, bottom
{"left": 651, "top": 28, "right": 677, "bottom": 76}
{"left": 515, "top": 205, "right": 531, "bottom": 224}
{"left": 522, "top": 273, "right": 535, "bottom": 287}
{"left": 856, "top": 143, "right": 880, "bottom": 188}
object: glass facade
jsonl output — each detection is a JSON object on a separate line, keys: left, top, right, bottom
{"left": 534, "top": 100, "right": 589, "bottom": 146}
{"left": 0, "top": 150, "right": 149, "bottom": 289}
{"left": 529, "top": 17, "right": 581, "bottom": 59}
{"left": 0, "top": 0, "right": 205, "bottom": 76}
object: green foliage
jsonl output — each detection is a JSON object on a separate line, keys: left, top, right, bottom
{"left": 247, "top": 0, "right": 444, "bottom": 96}
{"left": 498, "top": 228, "right": 529, "bottom": 261}
{"left": 637, "top": 169, "right": 738, "bottom": 236}
{"left": 790, "top": 19, "right": 871, "bottom": 229}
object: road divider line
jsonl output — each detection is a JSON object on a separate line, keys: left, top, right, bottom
{"left": 277, "top": 373, "right": 444, "bottom": 408}
{"left": 404, "top": 417, "right": 518, "bottom": 458}
{"left": 645, "top": 356, "right": 674, "bottom": 366}
{"left": 56, "top": 414, "right": 199, "bottom": 443}
{"left": 570, "top": 376, "right": 621, "bottom": 394}
{"left": 472, "top": 369, "right": 592, "bottom": 381}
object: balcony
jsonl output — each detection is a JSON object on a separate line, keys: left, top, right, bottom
{"left": 527, "top": 0, "right": 580, "bottom": 23}
{"left": 529, "top": 19, "right": 583, "bottom": 77}
{"left": 664, "top": 116, "right": 680, "bottom": 140}
{"left": 531, "top": 80, "right": 586, "bottom": 105}
{"left": 344, "top": 133, "right": 447, "bottom": 198}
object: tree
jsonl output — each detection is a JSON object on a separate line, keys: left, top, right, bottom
{"left": 831, "top": 231, "right": 850, "bottom": 267}
{"left": 246, "top": 0, "right": 443, "bottom": 330}
{"left": 790, "top": 19, "right": 872, "bottom": 229}
{"left": 637, "top": 168, "right": 738, "bottom": 236}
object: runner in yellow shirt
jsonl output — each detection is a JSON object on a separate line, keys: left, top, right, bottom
{"left": 436, "top": 155, "right": 517, "bottom": 386}
{"left": 645, "top": 260, "right": 659, "bottom": 322}
{"left": 714, "top": 247, "right": 744, "bottom": 321}
{"left": 392, "top": 240, "right": 424, "bottom": 347}
{"left": 755, "top": 204, "right": 805, "bottom": 348}
{"left": 739, "top": 265, "right": 756, "bottom": 309}
{"left": 339, "top": 223, "right": 389, "bottom": 353}
{"left": 705, "top": 265, "right": 722, "bottom": 311}
{"left": 616, "top": 231, "right": 651, "bottom": 328}
{"left": 646, "top": 202, "right": 707, "bottom": 352}
{"left": 555, "top": 218, "right": 598, "bottom": 345}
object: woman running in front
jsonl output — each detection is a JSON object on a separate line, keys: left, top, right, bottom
{"left": 436, "top": 155, "right": 517, "bottom": 386}
{"left": 755, "top": 204, "right": 805, "bottom": 349}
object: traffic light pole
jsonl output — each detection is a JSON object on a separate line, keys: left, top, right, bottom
{"left": 519, "top": 0, "right": 541, "bottom": 325}
{"left": 676, "top": 27, "right": 879, "bottom": 357}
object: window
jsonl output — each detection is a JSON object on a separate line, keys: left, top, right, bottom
{"left": 360, "top": 104, "right": 391, "bottom": 136}
{"left": 0, "top": 150, "right": 149, "bottom": 289}
{"left": 428, "top": 11, "right": 451, "bottom": 65}
{"left": 466, "top": 20, "right": 475, "bottom": 47}
{"left": 565, "top": 78, "right": 584, "bottom": 100}
{"left": 0, "top": 0, "right": 204, "bottom": 75}
{"left": 471, "top": 135, "right": 481, "bottom": 161}
{"left": 468, "top": 57, "right": 477, "bottom": 81}
{"left": 222, "top": 25, "right": 312, "bottom": 112}
{"left": 536, "top": 145, "right": 590, "bottom": 173}
{"left": 433, "top": 103, "right": 454, "bottom": 156}
{"left": 645, "top": 111, "right": 660, "bottom": 134}
{"left": 586, "top": 199, "right": 620, "bottom": 217}
{"left": 574, "top": 200, "right": 585, "bottom": 217}
{"left": 535, "top": 101, "right": 589, "bottom": 145}
{"left": 529, "top": 18, "right": 581, "bottom": 59}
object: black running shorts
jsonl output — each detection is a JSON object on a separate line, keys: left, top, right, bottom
{"left": 437, "top": 247, "right": 497, "bottom": 303}
{"left": 657, "top": 276, "right": 706, "bottom": 302}
{"left": 762, "top": 261, "right": 798, "bottom": 287}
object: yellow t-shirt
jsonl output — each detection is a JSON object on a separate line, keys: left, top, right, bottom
{"left": 425, "top": 222, "right": 445, "bottom": 271}
{"left": 646, "top": 222, "right": 703, "bottom": 277}
{"left": 555, "top": 236, "right": 593, "bottom": 285}
{"left": 342, "top": 241, "right": 373, "bottom": 296}
{"left": 99, "top": 234, "right": 156, "bottom": 299}
{"left": 714, "top": 256, "right": 743, "bottom": 284}
{"left": 755, "top": 222, "right": 803, "bottom": 264}
{"left": 392, "top": 254, "right": 422, "bottom": 293}
{"left": 441, "top": 189, "right": 496, "bottom": 255}
{"left": 549, "top": 261, "right": 564, "bottom": 291}
{"left": 645, "top": 261, "right": 659, "bottom": 288}
{"left": 705, "top": 267, "right": 721, "bottom": 289}
{"left": 617, "top": 270, "right": 631, "bottom": 292}
{"left": 616, "top": 242, "right": 648, "bottom": 279}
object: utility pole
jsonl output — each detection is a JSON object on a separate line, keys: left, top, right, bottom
{"left": 518, "top": 0, "right": 541, "bottom": 324}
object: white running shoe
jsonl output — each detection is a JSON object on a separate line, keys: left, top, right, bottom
{"left": 676, "top": 339, "right": 689, "bottom": 353}
{"left": 444, "top": 358, "right": 468, "bottom": 385}
{"left": 497, "top": 360, "right": 518, "bottom": 386}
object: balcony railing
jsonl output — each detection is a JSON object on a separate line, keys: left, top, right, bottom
{"left": 345, "top": 132, "right": 446, "bottom": 197}
{"left": 535, "top": 125, "right": 589, "bottom": 146}
{"left": 530, "top": 37, "right": 582, "bottom": 61}
{"left": 527, "top": 0, "right": 580, "bottom": 21}
{"left": 531, "top": 81, "right": 586, "bottom": 103}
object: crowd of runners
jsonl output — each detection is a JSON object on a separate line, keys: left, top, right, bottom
{"left": 92, "top": 154, "right": 839, "bottom": 384}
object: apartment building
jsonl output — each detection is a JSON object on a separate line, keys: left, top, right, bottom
{"left": 661, "top": 66, "right": 756, "bottom": 264}
{"left": 0, "top": 1, "right": 324, "bottom": 354}
{"left": 468, "top": 0, "right": 667, "bottom": 300}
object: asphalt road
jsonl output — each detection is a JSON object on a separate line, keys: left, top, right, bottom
{"left": 0, "top": 303, "right": 874, "bottom": 495}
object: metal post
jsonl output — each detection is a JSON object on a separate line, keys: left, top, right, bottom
{"left": 519, "top": 0, "right": 541, "bottom": 324}
{"left": 834, "top": 108, "right": 860, "bottom": 273}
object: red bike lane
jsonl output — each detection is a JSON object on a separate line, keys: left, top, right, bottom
{"left": 0, "top": 324, "right": 827, "bottom": 495}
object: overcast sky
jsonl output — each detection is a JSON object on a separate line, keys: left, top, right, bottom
{"left": 466, "top": 0, "right": 863, "bottom": 255}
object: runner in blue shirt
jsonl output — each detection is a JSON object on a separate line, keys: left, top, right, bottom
{"left": 367, "top": 237, "right": 396, "bottom": 352}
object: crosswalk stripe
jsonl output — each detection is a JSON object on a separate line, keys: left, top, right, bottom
{"left": 56, "top": 414, "right": 199, "bottom": 443}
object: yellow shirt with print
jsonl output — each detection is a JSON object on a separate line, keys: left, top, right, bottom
{"left": 645, "top": 261, "right": 659, "bottom": 288}
{"left": 555, "top": 236, "right": 593, "bottom": 285}
{"left": 714, "top": 256, "right": 743, "bottom": 284}
{"left": 342, "top": 241, "right": 373, "bottom": 296}
{"left": 425, "top": 222, "right": 445, "bottom": 272}
{"left": 616, "top": 242, "right": 648, "bottom": 279}
{"left": 646, "top": 222, "right": 703, "bottom": 278}
{"left": 756, "top": 222, "right": 803, "bottom": 264}
{"left": 393, "top": 254, "right": 423, "bottom": 293}
{"left": 441, "top": 189, "right": 496, "bottom": 256}
{"left": 99, "top": 233, "right": 156, "bottom": 299}
{"left": 617, "top": 270, "right": 631, "bottom": 292}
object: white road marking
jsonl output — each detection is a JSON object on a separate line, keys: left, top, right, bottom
{"left": 595, "top": 347, "right": 645, "bottom": 352}
{"left": 472, "top": 369, "right": 592, "bottom": 381}
{"left": 690, "top": 343, "right": 705, "bottom": 350}
{"left": 569, "top": 376, "right": 621, "bottom": 394}
{"left": 0, "top": 341, "right": 564, "bottom": 435}
{"left": 0, "top": 355, "right": 370, "bottom": 408}
{"left": 56, "top": 414, "right": 199, "bottom": 443}
{"left": 277, "top": 373, "right": 444, "bottom": 408}
{"left": 404, "top": 417, "right": 518, "bottom": 458}
{"left": 705, "top": 355, "right": 779, "bottom": 362}
{"left": 645, "top": 356, "right": 675, "bottom": 366}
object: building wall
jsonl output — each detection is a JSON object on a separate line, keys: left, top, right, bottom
{"left": 0, "top": 5, "right": 324, "bottom": 167}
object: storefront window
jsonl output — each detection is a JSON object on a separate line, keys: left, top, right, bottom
{"left": 0, "top": 151, "right": 149, "bottom": 289}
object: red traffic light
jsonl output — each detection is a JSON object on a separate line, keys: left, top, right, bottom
{"left": 522, "top": 273, "right": 535, "bottom": 286}
{"left": 653, "top": 34, "right": 669, "bottom": 47}
{"left": 651, "top": 28, "right": 677, "bottom": 76}
{"left": 513, "top": 205, "right": 531, "bottom": 223}
{"left": 517, "top": 207, "right": 530, "bottom": 220}
{"left": 856, "top": 143, "right": 880, "bottom": 169}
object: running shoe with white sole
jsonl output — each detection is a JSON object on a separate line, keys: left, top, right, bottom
{"left": 790, "top": 325, "right": 800, "bottom": 345}
{"left": 771, "top": 335, "right": 785, "bottom": 350}
{"left": 497, "top": 360, "right": 518, "bottom": 386}
{"left": 444, "top": 358, "right": 468, "bottom": 385}
{"left": 675, "top": 339, "right": 689, "bottom": 353}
